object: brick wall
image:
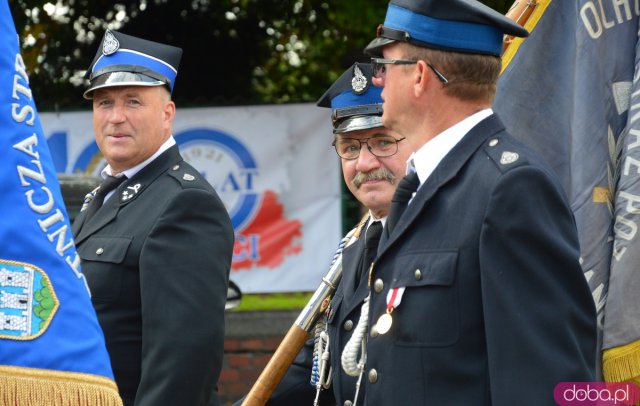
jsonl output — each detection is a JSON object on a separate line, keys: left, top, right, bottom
{"left": 219, "top": 310, "right": 300, "bottom": 406}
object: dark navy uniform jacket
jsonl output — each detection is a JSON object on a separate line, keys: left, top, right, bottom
{"left": 73, "top": 145, "right": 233, "bottom": 406}
{"left": 362, "top": 114, "right": 596, "bottom": 405}
{"left": 235, "top": 224, "right": 371, "bottom": 406}
{"left": 239, "top": 115, "right": 596, "bottom": 406}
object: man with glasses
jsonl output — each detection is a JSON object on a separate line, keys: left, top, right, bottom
{"left": 235, "top": 62, "right": 411, "bottom": 406}
{"left": 357, "top": 0, "right": 598, "bottom": 405}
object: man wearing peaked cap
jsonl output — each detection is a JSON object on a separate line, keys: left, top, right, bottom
{"left": 364, "top": 0, "right": 529, "bottom": 57}
{"left": 317, "top": 63, "right": 384, "bottom": 133}
{"left": 358, "top": 1, "right": 598, "bottom": 405}
{"left": 84, "top": 30, "right": 182, "bottom": 99}
{"left": 234, "top": 63, "right": 411, "bottom": 406}
{"left": 72, "top": 29, "right": 234, "bottom": 406}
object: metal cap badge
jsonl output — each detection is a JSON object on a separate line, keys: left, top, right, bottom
{"left": 84, "top": 30, "right": 183, "bottom": 99}
{"left": 316, "top": 62, "right": 383, "bottom": 134}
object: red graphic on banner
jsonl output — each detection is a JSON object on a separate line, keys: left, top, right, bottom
{"left": 232, "top": 190, "right": 302, "bottom": 270}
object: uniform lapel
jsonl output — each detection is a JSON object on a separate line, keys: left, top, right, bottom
{"left": 73, "top": 145, "right": 183, "bottom": 245}
{"left": 379, "top": 115, "right": 505, "bottom": 256}
{"left": 340, "top": 240, "right": 361, "bottom": 293}
{"left": 72, "top": 203, "right": 89, "bottom": 237}
{"left": 340, "top": 237, "right": 372, "bottom": 315}
{"left": 74, "top": 195, "right": 121, "bottom": 243}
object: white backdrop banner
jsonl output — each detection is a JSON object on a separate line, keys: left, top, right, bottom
{"left": 40, "top": 103, "right": 341, "bottom": 293}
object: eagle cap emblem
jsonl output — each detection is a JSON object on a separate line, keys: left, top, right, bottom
{"left": 102, "top": 30, "right": 120, "bottom": 56}
{"left": 351, "top": 65, "right": 368, "bottom": 94}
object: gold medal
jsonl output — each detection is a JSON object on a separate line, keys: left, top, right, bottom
{"left": 375, "top": 312, "right": 393, "bottom": 335}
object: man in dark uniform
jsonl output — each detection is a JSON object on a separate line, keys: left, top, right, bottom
{"left": 357, "top": 0, "right": 598, "bottom": 405}
{"left": 72, "top": 30, "right": 234, "bottom": 406}
{"left": 236, "top": 63, "right": 412, "bottom": 405}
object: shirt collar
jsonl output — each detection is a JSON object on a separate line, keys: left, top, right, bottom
{"left": 102, "top": 136, "right": 176, "bottom": 179}
{"left": 410, "top": 109, "right": 493, "bottom": 185}
{"left": 368, "top": 211, "right": 387, "bottom": 228}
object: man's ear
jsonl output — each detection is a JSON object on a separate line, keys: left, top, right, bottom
{"left": 414, "top": 60, "right": 430, "bottom": 97}
{"left": 164, "top": 100, "right": 176, "bottom": 122}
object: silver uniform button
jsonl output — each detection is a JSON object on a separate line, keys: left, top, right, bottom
{"left": 343, "top": 319, "right": 353, "bottom": 331}
{"left": 370, "top": 326, "right": 379, "bottom": 338}
{"left": 489, "top": 139, "right": 498, "bottom": 147}
{"left": 96, "top": 248, "right": 104, "bottom": 255}
{"left": 172, "top": 164, "right": 180, "bottom": 170}
{"left": 344, "top": 401, "right": 353, "bottom": 406}
{"left": 368, "top": 368, "right": 378, "bottom": 383}
{"left": 414, "top": 269, "right": 422, "bottom": 280}
{"left": 373, "top": 278, "right": 384, "bottom": 293}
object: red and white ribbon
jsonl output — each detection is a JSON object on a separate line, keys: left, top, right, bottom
{"left": 386, "top": 286, "right": 405, "bottom": 312}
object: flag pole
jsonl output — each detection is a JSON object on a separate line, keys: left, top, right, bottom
{"left": 502, "top": 0, "right": 539, "bottom": 54}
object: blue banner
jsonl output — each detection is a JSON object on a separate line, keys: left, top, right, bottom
{"left": 494, "top": 0, "right": 638, "bottom": 380}
{"left": 0, "top": 1, "right": 121, "bottom": 403}
{"left": 603, "top": 17, "right": 640, "bottom": 384}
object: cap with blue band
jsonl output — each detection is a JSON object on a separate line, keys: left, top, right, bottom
{"left": 330, "top": 86, "right": 382, "bottom": 111}
{"left": 317, "top": 63, "right": 384, "bottom": 134}
{"left": 364, "top": 0, "right": 529, "bottom": 57}
{"left": 84, "top": 30, "right": 182, "bottom": 99}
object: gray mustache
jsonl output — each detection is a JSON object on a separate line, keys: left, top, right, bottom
{"left": 352, "top": 167, "right": 396, "bottom": 189}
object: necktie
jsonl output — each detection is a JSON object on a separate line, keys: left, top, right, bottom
{"left": 386, "top": 172, "right": 420, "bottom": 235}
{"left": 357, "top": 221, "right": 383, "bottom": 287}
{"left": 82, "top": 175, "right": 126, "bottom": 223}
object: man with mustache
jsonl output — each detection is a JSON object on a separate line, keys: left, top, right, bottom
{"left": 236, "top": 62, "right": 412, "bottom": 405}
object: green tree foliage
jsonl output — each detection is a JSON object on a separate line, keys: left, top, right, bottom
{"left": 8, "top": 0, "right": 513, "bottom": 110}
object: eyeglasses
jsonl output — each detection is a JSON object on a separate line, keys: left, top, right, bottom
{"left": 371, "top": 57, "right": 449, "bottom": 84}
{"left": 332, "top": 135, "right": 406, "bottom": 160}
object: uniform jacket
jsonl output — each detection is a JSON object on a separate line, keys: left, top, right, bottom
{"left": 72, "top": 145, "right": 234, "bottom": 406}
{"left": 241, "top": 221, "right": 372, "bottom": 406}
{"left": 360, "top": 114, "right": 597, "bottom": 405}
{"left": 326, "top": 229, "right": 376, "bottom": 405}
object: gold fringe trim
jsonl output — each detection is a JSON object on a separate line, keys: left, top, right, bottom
{"left": 603, "top": 339, "right": 640, "bottom": 385}
{"left": 0, "top": 365, "right": 122, "bottom": 406}
{"left": 501, "top": 0, "right": 553, "bottom": 74}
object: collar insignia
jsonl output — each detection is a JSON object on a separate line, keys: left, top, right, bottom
{"left": 500, "top": 151, "right": 519, "bottom": 165}
{"left": 351, "top": 65, "right": 368, "bottom": 94}
{"left": 102, "top": 30, "right": 120, "bottom": 56}
{"left": 121, "top": 183, "right": 141, "bottom": 202}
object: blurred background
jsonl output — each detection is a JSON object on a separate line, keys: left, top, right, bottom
{"left": 8, "top": 0, "right": 513, "bottom": 109}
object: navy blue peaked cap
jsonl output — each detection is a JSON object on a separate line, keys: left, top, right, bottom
{"left": 84, "top": 30, "right": 182, "bottom": 99}
{"left": 365, "top": 0, "right": 529, "bottom": 57}
{"left": 317, "top": 63, "right": 383, "bottom": 134}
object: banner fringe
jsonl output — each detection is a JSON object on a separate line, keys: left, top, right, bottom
{"left": 0, "top": 365, "right": 122, "bottom": 406}
{"left": 603, "top": 339, "right": 640, "bottom": 384}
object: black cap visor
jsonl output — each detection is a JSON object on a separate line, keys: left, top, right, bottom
{"left": 364, "top": 36, "right": 397, "bottom": 57}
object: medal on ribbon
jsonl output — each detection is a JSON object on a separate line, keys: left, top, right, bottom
{"left": 374, "top": 286, "right": 405, "bottom": 335}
